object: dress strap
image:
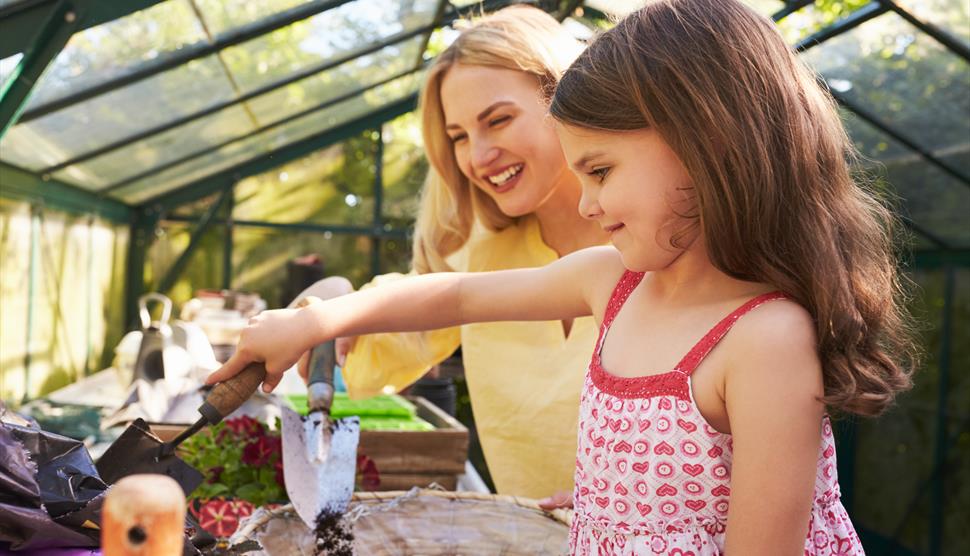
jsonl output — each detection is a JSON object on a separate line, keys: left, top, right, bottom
{"left": 594, "top": 271, "right": 645, "bottom": 354}
{"left": 675, "top": 291, "right": 789, "bottom": 376}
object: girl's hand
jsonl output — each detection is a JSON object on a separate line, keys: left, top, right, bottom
{"left": 205, "top": 307, "right": 318, "bottom": 392}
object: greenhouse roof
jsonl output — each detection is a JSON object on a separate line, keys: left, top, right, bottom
{"left": 0, "top": 0, "right": 967, "bottom": 252}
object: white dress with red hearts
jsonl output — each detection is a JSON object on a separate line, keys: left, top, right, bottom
{"left": 570, "top": 271, "right": 864, "bottom": 555}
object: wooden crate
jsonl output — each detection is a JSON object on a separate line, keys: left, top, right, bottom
{"left": 149, "top": 395, "right": 468, "bottom": 492}
{"left": 361, "top": 395, "right": 468, "bottom": 491}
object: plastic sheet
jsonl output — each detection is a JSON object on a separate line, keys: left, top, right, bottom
{"left": 0, "top": 422, "right": 103, "bottom": 550}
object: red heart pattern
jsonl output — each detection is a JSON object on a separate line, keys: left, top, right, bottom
{"left": 571, "top": 274, "right": 860, "bottom": 554}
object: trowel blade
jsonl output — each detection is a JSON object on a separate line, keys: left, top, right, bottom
{"left": 95, "top": 418, "right": 204, "bottom": 496}
{"left": 280, "top": 405, "right": 360, "bottom": 529}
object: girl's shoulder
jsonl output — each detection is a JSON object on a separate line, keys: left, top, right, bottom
{"left": 565, "top": 246, "right": 628, "bottom": 321}
{"left": 718, "top": 295, "right": 824, "bottom": 403}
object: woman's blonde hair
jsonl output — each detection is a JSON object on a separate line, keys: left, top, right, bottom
{"left": 549, "top": 0, "right": 916, "bottom": 416}
{"left": 411, "top": 5, "right": 583, "bottom": 273}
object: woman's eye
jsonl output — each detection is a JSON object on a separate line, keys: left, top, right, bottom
{"left": 449, "top": 133, "right": 467, "bottom": 144}
{"left": 589, "top": 167, "right": 610, "bottom": 181}
{"left": 489, "top": 115, "right": 511, "bottom": 127}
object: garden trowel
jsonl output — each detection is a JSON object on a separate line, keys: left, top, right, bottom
{"left": 281, "top": 299, "right": 360, "bottom": 529}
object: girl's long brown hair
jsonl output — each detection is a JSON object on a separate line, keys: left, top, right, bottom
{"left": 549, "top": 0, "right": 916, "bottom": 416}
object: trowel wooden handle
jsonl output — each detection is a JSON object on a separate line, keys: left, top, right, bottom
{"left": 102, "top": 474, "right": 185, "bottom": 556}
{"left": 199, "top": 362, "right": 267, "bottom": 424}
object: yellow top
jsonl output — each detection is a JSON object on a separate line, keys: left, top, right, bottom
{"left": 342, "top": 216, "right": 597, "bottom": 498}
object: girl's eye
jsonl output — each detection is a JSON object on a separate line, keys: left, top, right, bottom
{"left": 449, "top": 133, "right": 467, "bottom": 144}
{"left": 589, "top": 167, "right": 610, "bottom": 182}
{"left": 489, "top": 115, "right": 511, "bottom": 127}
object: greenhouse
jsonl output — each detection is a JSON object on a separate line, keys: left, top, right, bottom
{"left": 0, "top": 0, "right": 967, "bottom": 554}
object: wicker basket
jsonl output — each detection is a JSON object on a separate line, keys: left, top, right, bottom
{"left": 231, "top": 488, "right": 573, "bottom": 555}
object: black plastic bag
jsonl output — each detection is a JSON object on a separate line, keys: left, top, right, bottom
{"left": 0, "top": 422, "right": 103, "bottom": 550}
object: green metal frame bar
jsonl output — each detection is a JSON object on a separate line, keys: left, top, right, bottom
{"left": 794, "top": 2, "right": 889, "bottom": 53}
{"left": 135, "top": 94, "right": 419, "bottom": 212}
{"left": 163, "top": 215, "right": 409, "bottom": 240}
{"left": 0, "top": 0, "right": 165, "bottom": 59}
{"left": 0, "top": 162, "right": 130, "bottom": 222}
{"left": 155, "top": 185, "right": 231, "bottom": 295}
{"left": 879, "top": 0, "right": 970, "bottom": 63}
{"left": 371, "top": 126, "right": 384, "bottom": 276}
{"left": 928, "top": 265, "right": 954, "bottom": 556}
{"left": 15, "top": 0, "right": 357, "bottom": 123}
{"left": 910, "top": 249, "right": 970, "bottom": 269}
{"left": 41, "top": 24, "right": 433, "bottom": 173}
{"left": 0, "top": 0, "right": 79, "bottom": 138}
{"left": 223, "top": 183, "right": 234, "bottom": 290}
{"left": 104, "top": 64, "right": 425, "bottom": 195}
{"left": 772, "top": 0, "right": 814, "bottom": 22}
{"left": 834, "top": 91, "right": 970, "bottom": 189}
{"left": 123, "top": 206, "right": 160, "bottom": 330}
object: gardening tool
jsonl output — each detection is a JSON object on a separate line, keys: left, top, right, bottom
{"left": 281, "top": 297, "right": 360, "bottom": 529}
{"left": 97, "top": 363, "right": 267, "bottom": 496}
{"left": 132, "top": 293, "right": 174, "bottom": 383}
{"left": 102, "top": 474, "right": 185, "bottom": 556}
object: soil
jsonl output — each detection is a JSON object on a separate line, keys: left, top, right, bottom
{"left": 314, "top": 509, "right": 354, "bottom": 556}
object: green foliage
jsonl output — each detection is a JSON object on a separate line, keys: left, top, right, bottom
{"left": 180, "top": 416, "right": 286, "bottom": 508}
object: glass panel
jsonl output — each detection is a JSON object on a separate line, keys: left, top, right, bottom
{"left": 381, "top": 112, "right": 426, "bottom": 223}
{"left": 57, "top": 105, "right": 257, "bottom": 188}
{"left": 842, "top": 111, "right": 970, "bottom": 248}
{"left": 803, "top": 13, "right": 970, "bottom": 178}
{"left": 232, "top": 228, "right": 373, "bottom": 307}
{"left": 245, "top": 35, "right": 424, "bottom": 125}
{"left": 146, "top": 221, "right": 226, "bottom": 306}
{"left": 194, "top": 0, "right": 308, "bottom": 36}
{"left": 0, "top": 52, "right": 22, "bottom": 88}
{"left": 849, "top": 268, "right": 941, "bottom": 554}
{"left": 233, "top": 134, "right": 378, "bottom": 227}
{"left": 942, "top": 268, "right": 970, "bottom": 555}
{"left": 220, "top": 0, "right": 437, "bottom": 95}
{"left": 2, "top": 55, "right": 238, "bottom": 178}
{"left": 22, "top": 0, "right": 205, "bottom": 110}
{"left": 896, "top": 0, "right": 970, "bottom": 43}
{"left": 110, "top": 71, "right": 423, "bottom": 203}
{"left": 170, "top": 191, "right": 224, "bottom": 218}
{"left": 378, "top": 236, "right": 411, "bottom": 275}
{"left": 775, "top": 0, "right": 872, "bottom": 44}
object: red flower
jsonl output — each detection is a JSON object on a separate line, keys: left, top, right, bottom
{"left": 196, "top": 498, "right": 254, "bottom": 538}
{"left": 224, "top": 415, "right": 265, "bottom": 437}
{"left": 242, "top": 435, "right": 281, "bottom": 466}
{"left": 207, "top": 465, "right": 224, "bottom": 484}
{"left": 356, "top": 454, "right": 380, "bottom": 491}
{"left": 274, "top": 458, "right": 285, "bottom": 489}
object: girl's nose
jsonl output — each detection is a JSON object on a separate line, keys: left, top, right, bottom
{"left": 578, "top": 185, "right": 602, "bottom": 220}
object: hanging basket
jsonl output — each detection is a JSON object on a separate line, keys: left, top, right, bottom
{"left": 231, "top": 488, "right": 573, "bottom": 555}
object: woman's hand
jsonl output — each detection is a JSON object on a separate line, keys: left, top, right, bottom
{"left": 537, "top": 490, "right": 574, "bottom": 511}
{"left": 205, "top": 307, "right": 319, "bottom": 392}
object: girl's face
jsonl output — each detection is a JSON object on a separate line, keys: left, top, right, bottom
{"left": 440, "top": 63, "right": 572, "bottom": 217}
{"left": 556, "top": 123, "right": 698, "bottom": 271}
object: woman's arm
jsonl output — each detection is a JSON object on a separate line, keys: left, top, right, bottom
{"left": 206, "top": 246, "right": 618, "bottom": 391}
{"left": 722, "top": 301, "right": 825, "bottom": 555}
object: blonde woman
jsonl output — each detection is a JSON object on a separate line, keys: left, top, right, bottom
{"left": 291, "top": 6, "right": 606, "bottom": 500}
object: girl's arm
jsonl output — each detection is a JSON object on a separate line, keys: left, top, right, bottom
{"left": 721, "top": 300, "right": 826, "bottom": 555}
{"left": 206, "top": 246, "right": 619, "bottom": 391}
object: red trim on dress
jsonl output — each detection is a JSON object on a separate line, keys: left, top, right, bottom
{"left": 589, "top": 271, "right": 789, "bottom": 400}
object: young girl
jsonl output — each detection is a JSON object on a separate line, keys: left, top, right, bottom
{"left": 208, "top": 0, "right": 915, "bottom": 553}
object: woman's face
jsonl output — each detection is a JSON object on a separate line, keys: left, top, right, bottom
{"left": 440, "top": 63, "right": 572, "bottom": 217}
